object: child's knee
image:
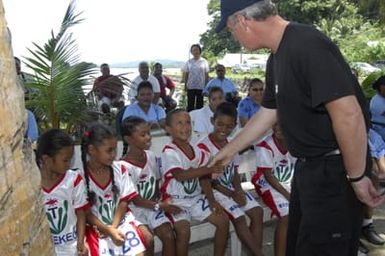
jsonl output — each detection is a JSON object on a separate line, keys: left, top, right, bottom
{"left": 210, "top": 213, "right": 229, "bottom": 228}
{"left": 139, "top": 225, "right": 154, "bottom": 246}
{"left": 155, "top": 223, "right": 175, "bottom": 243}
{"left": 248, "top": 206, "right": 264, "bottom": 221}
{"left": 174, "top": 221, "right": 190, "bottom": 241}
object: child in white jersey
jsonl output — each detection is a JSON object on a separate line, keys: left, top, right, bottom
{"left": 252, "top": 123, "right": 296, "bottom": 256}
{"left": 120, "top": 116, "right": 182, "bottom": 256}
{"left": 37, "top": 129, "right": 89, "bottom": 256}
{"left": 197, "top": 102, "right": 264, "bottom": 256}
{"left": 81, "top": 123, "right": 147, "bottom": 256}
{"left": 161, "top": 108, "right": 229, "bottom": 256}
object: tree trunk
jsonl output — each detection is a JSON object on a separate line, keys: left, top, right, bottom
{"left": 0, "top": 2, "right": 53, "bottom": 255}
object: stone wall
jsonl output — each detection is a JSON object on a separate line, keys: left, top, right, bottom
{"left": 0, "top": 2, "right": 53, "bottom": 255}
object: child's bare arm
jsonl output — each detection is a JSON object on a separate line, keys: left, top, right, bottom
{"left": 172, "top": 164, "right": 223, "bottom": 182}
{"left": 200, "top": 177, "right": 223, "bottom": 215}
{"left": 212, "top": 180, "right": 234, "bottom": 197}
{"left": 264, "top": 169, "right": 290, "bottom": 200}
{"left": 111, "top": 200, "right": 129, "bottom": 228}
{"left": 75, "top": 209, "right": 87, "bottom": 254}
{"left": 87, "top": 211, "right": 125, "bottom": 246}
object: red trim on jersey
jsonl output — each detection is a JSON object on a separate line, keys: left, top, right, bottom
{"left": 120, "top": 191, "right": 139, "bottom": 203}
{"left": 131, "top": 221, "right": 148, "bottom": 250}
{"left": 197, "top": 143, "right": 211, "bottom": 153}
{"left": 121, "top": 164, "right": 127, "bottom": 175}
{"left": 75, "top": 202, "right": 91, "bottom": 212}
{"left": 73, "top": 174, "right": 83, "bottom": 187}
{"left": 160, "top": 168, "right": 182, "bottom": 200}
{"left": 251, "top": 170, "right": 265, "bottom": 195}
{"left": 260, "top": 190, "right": 282, "bottom": 219}
{"left": 257, "top": 167, "right": 272, "bottom": 173}
{"left": 162, "top": 145, "right": 174, "bottom": 153}
{"left": 42, "top": 173, "right": 66, "bottom": 193}
{"left": 172, "top": 141, "right": 195, "bottom": 161}
{"left": 198, "top": 151, "right": 206, "bottom": 166}
{"left": 85, "top": 225, "right": 99, "bottom": 256}
{"left": 257, "top": 140, "right": 273, "bottom": 152}
{"left": 272, "top": 134, "right": 288, "bottom": 155}
{"left": 121, "top": 151, "right": 147, "bottom": 169}
{"left": 88, "top": 169, "right": 112, "bottom": 191}
{"left": 208, "top": 133, "right": 227, "bottom": 151}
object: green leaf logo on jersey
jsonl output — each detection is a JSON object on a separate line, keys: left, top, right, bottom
{"left": 219, "top": 163, "right": 234, "bottom": 188}
{"left": 182, "top": 179, "right": 198, "bottom": 194}
{"left": 137, "top": 176, "right": 155, "bottom": 200}
{"left": 274, "top": 163, "right": 294, "bottom": 183}
{"left": 46, "top": 200, "right": 68, "bottom": 235}
{"left": 98, "top": 194, "right": 117, "bottom": 225}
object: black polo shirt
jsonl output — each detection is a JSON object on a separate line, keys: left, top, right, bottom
{"left": 262, "top": 23, "right": 370, "bottom": 158}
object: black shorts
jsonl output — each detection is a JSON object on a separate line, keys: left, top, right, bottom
{"left": 286, "top": 155, "right": 363, "bottom": 256}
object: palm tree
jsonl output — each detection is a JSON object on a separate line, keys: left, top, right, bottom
{"left": 24, "top": 0, "right": 96, "bottom": 133}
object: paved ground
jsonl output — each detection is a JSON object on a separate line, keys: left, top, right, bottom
{"left": 187, "top": 203, "right": 385, "bottom": 256}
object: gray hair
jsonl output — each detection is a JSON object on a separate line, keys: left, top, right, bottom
{"left": 229, "top": 1, "right": 277, "bottom": 23}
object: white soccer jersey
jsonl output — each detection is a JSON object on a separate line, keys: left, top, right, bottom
{"left": 42, "top": 169, "right": 89, "bottom": 256}
{"left": 197, "top": 134, "right": 240, "bottom": 190}
{"left": 253, "top": 135, "right": 296, "bottom": 193}
{"left": 86, "top": 161, "right": 138, "bottom": 225}
{"left": 120, "top": 150, "right": 160, "bottom": 200}
{"left": 160, "top": 142, "right": 210, "bottom": 199}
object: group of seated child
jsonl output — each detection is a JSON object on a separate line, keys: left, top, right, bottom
{"left": 37, "top": 101, "right": 295, "bottom": 256}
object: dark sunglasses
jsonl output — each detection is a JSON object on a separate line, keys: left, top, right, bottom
{"left": 252, "top": 88, "right": 264, "bottom": 92}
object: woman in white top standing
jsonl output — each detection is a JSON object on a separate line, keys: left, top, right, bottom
{"left": 182, "top": 44, "right": 209, "bottom": 112}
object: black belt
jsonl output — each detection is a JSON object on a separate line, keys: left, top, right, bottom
{"left": 298, "top": 149, "right": 341, "bottom": 162}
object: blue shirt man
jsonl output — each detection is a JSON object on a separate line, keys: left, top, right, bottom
{"left": 122, "top": 102, "right": 165, "bottom": 125}
{"left": 203, "top": 64, "right": 238, "bottom": 97}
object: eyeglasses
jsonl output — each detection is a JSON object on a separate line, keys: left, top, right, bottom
{"left": 251, "top": 88, "right": 264, "bottom": 92}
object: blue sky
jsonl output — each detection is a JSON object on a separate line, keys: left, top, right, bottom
{"left": 4, "top": 0, "right": 211, "bottom": 65}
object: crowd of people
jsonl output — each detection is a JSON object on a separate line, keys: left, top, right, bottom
{"left": 24, "top": 0, "right": 385, "bottom": 256}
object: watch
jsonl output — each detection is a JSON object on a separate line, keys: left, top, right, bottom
{"left": 153, "top": 202, "right": 160, "bottom": 211}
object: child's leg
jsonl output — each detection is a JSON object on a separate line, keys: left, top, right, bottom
{"left": 274, "top": 215, "right": 288, "bottom": 256}
{"left": 173, "top": 220, "right": 190, "bottom": 256}
{"left": 154, "top": 223, "right": 176, "bottom": 256}
{"left": 138, "top": 225, "right": 154, "bottom": 256}
{"left": 246, "top": 207, "right": 264, "bottom": 253}
{"left": 232, "top": 216, "right": 262, "bottom": 256}
{"left": 205, "top": 213, "right": 230, "bottom": 256}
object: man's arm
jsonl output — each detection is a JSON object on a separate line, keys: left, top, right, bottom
{"left": 326, "top": 95, "right": 385, "bottom": 207}
{"left": 209, "top": 107, "right": 277, "bottom": 166}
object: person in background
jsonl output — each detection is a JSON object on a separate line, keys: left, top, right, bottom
{"left": 211, "top": 1, "right": 385, "bottom": 255}
{"left": 131, "top": 61, "right": 161, "bottom": 104}
{"left": 204, "top": 64, "right": 239, "bottom": 106}
{"left": 190, "top": 87, "right": 225, "bottom": 134}
{"left": 238, "top": 78, "right": 264, "bottom": 127}
{"left": 122, "top": 81, "right": 166, "bottom": 130}
{"left": 153, "top": 62, "right": 177, "bottom": 112}
{"left": 25, "top": 109, "right": 39, "bottom": 142}
{"left": 182, "top": 44, "right": 209, "bottom": 112}
{"left": 92, "top": 63, "right": 124, "bottom": 113}
{"left": 370, "top": 75, "right": 385, "bottom": 140}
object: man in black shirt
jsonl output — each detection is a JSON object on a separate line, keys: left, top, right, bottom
{"left": 211, "top": 0, "right": 385, "bottom": 255}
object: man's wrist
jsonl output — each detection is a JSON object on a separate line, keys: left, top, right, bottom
{"left": 347, "top": 172, "right": 366, "bottom": 183}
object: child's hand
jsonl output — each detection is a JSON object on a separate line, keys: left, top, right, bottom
{"left": 209, "top": 200, "right": 224, "bottom": 215}
{"left": 160, "top": 202, "right": 183, "bottom": 214}
{"left": 108, "top": 226, "right": 125, "bottom": 246}
{"left": 76, "top": 240, "right": 88, "bottom": 255}
{"left": 209, "top": 163, "right": 224, "bottom": 174}
{"left": 232, "top": 190, "right": 246, "bottom": 206}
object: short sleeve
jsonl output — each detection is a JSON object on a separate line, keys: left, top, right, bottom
{"left": 165, "top": 76, "right": 175, "bottom": 89}
{"left": 261, "top": 55, "right": 277, "bottom": 109}
{"left": 238, "top": 99, "right": 249, "bottom": 118}
{"left": 182, "top": 61, "right": 189, "bottom": 73}
{"left": 114, "top": 163, "right": 138, "bottom": 202}
{"left": 151, "top": 77, "right": 161, "bottom": 93}
{"left": 304, "top": 49, "right": 354, "bottom": 108}
{"left": 72, "top": 174, "right": 89, "bottom": 210}
{"left": 203, "top": 59, "right": 209, "bottom": 73}
{"left": 255, "top": 143, "right": 274, "bottom": 170}
{"left": 161, "top": 148, "right": 183, "bottom": 177}
{"left": 156, "top": 106, "right": 166, "bottom": 120}
{"left": 122, "top": 105, "right": 134, "bottom": 122}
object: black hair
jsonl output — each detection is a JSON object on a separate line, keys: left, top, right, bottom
{"left": 166, "top": 108, "right": 187, "bottom": 126}
{"left": 190, "top": 44, "right": 202, "bottom": 53}
{"left": 372, "top": 75, "right": 385, "bottom": 92}
{"left": 248, "top": 78, "right": 264, "bottom": 89}
{"left": 121, "top": 116, "right": 147, "bottom": 138}
{"left": 208, "top": 86, "right": 224, "bottom": 98}
{"left": 213, "top": 102, "right": 238, "bottom": 121}
{"left": 36, "top": 129, "right": 74, "bottom": 168}
{"left": 100, "top": 63, "right": 109, "bottom": 68}
{"left": 154, "top": 62, "right": 162, "bottom": 68}
{"left": 80, "top": 123, "right": 118, "bottom": 205}
{"left": 137, "top": 81, "right": 153, "bottom": 94}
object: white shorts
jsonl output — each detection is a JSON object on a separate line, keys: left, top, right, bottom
{"left": 168, "top": 195, "right": 212, "bottom": 223}
{"left": 259, "top": 186, "right": 289, "bottom": 218}
{"left": 214, "top": 190, "right": 260, "bottom": 220}
{"left": 130, "top": 205, "right": 171, "bottom": 230}
{"left": 54, "top": 242, "right": 77, "bottom": 256}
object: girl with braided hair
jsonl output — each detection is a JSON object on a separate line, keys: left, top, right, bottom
{"left": 81, "top": 123, "right": 147, "bottom": 256}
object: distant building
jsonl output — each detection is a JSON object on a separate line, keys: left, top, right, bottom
{"left": 217, "top": 53, "right": 268, "bottom": 69}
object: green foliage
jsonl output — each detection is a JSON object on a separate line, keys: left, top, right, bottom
{"left": 362, "top": 70, "right": 385, "bottom": 100}
{"left": 24, "top": 1, "right": 96, "bottom": 131}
